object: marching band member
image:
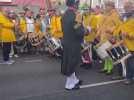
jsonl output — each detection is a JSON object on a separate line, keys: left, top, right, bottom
{"left": 116, "top": 2, "right": 134, "bottom": 84}
{"left": 83, "top": 10, "right": 91, "bottom": 42}
{"left": 89, "top": 6, "right": 103, "bottom": 62}
{"left": 25, "top": 9, "right": 35, "bottom": 54}
{"left": 61, "top": 0, "right": 87, "bottom": 90}
{"left": 50, "top": 10, "right": 63, "bottom": 39}
{"left": 7, "top": 10, "right": 19, "bottom": 58}
{"left": 0, "top": 8, "right": 16, "bottom": 64}
{"left": 19, "top": 11, "right": 27, "bottom": 38}
{"left": 96, "top": 1, "right": 121, "bottom": 75}
{"left": 84, "top": 6, "right": 103, "bottom": 43}
{"left": 34, "top": 14, "right": 43, "bottom": 38}
{"left": 39, "top": 9, "right": 48, "bottom": 35}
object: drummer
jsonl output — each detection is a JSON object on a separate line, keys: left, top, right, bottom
{"left": 84, "top": 6, "right": 103, "bottom": 43}
{"left": 116, "top": 1, "right": 134, "bottom": 85}
{"left": 19, "top": 11, "right": 27, "bottom": 38}
{"left": 88, "top": 6, "right": 104, "bottom": 62}
{"left": 7, "top": 10, "right": 19, "bottom": 58}
{"left": 50, "top": 10, "right": 63, "bottom": 39}
{"left": 96, "top": 1, "right": 122, "bottom": 75}
{"left": 39, "top": 8, "right": 48, "bottom": 35}
{"left": 0, "top": 8, "right": 16, "bottom": 64}
{"left": 25, "top": 9, "right": 35, "bottom": 54}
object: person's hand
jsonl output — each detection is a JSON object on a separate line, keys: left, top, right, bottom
{"left": 87, "top": 26, "right": 91, "bottom": 33}
{"left": 122, "top": 32, "right": 128, "bottom": 38}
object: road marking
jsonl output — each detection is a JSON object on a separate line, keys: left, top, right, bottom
{"left": 23, "top": 59, "right": 43, "bottom": 63}
{"left": 80, "top": 79, "right": 125, "bottom": 89}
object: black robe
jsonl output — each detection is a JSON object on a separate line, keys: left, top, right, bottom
{"left": 61, "top": 9, "right": 85, "bottom": 76}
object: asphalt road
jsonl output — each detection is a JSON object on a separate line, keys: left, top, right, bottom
{"left": 0, "top": 53, "right": 134, "bottom": 100}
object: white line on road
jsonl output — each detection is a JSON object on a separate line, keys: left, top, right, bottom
{"left": 23, "top": 59, "right": 43, "bottom": 63}
{"left": 80, "top": 79, "right": 125, "bottom": 89}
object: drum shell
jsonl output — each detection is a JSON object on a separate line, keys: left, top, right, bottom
{"left": 96, "top": 41, "right": 112, "bottom": 60}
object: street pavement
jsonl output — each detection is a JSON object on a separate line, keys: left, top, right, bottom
{"left": 0, "top": 53, "right": 134, "bottom": 100}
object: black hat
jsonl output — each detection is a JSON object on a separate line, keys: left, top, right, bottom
{"left": 66, "top": 0, "right": 79, "bottom": 7}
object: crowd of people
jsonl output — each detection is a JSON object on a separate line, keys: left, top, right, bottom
{"left": 0, "top": 0, "right": 134, "bottom": 90}
{"left": 0, "top": 6, "right": 63, "bottom": 62}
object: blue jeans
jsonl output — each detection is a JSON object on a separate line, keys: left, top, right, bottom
{"left": 126, "top": 54, "right": 134, "bottom": 80}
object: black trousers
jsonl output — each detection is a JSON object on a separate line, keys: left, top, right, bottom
{"left": 126, "top": 54, "right": 134, "bottom": 80}
{"left": 2, "top": 42, "right": 11, "bottom": 61}
{"left": 12, "top": 42, "right": 18, "bottom": 54}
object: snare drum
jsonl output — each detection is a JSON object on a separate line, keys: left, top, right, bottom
{"left": 107, "top": 41, "right": 129, "bottom": 62}
{"left": 107, "top": 41, "right": 132, "bottom": 77}
{"left": 16, "top": 32, "right": 27, "bottom": 50}
{"left": 28, "top": 32, "right": 43, "bottom": 46}
{"left": 81, "top": 43, "right": 92, "bottom": 64}
{"left": 96, "top": 41, "right": 112, "bottom": 60}
{"left": 44, "top": 33, "right": 62, "bottom": 56}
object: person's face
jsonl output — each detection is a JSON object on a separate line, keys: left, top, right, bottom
{"left": 25, "top": 11, "right": 32, "bottom": 18}
{"left": 105, "top": 6, "right": 113, "bottom": 13}
{"left": 94, "top": 8, "right": 101, "bottom": 14}
{"left": 20, "top": 13, "right": 25, "bottom": 17}
{"left": 56, "top": 11, "right": 61, "bottom": 16}
{"left": 8, "top": 13, "right": 15, "bottom": 19}
{"left": 40, "top": 10, "right": 45, "bottom": 15}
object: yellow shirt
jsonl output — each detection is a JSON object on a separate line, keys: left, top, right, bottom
{"left": 20, "top": 17, "right": 27, "bottom": 34}
{"left": 120, "top": 17, "right": 134, "bottom": 51}
{"left": 0, "top": 12, "right": 16, "bottom": 43}
{"left": 84, "top": 13, "right": 103, "bottom": 42}
{"left": 34, "top": 19, "right": 44, "bottom": 39}
{"left": 50, "top": 16, "right": 63, "bottom": 39}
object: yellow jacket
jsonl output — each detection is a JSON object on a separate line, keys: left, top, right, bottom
{"left": 119, "top": 17, "right": 134, "bottom": 51}
{"left": 20, "top": 17, "right": 27, "bottom": 34}
{"left": 34, "top": 19, "right": 44, "bottom": 39}
{"left": 84, "top": 13, "right": 103, "bottom": 42}
{"left": 50, "top": 16, "right": 63, "bottom": 39}
{"left": 0, "top": 12, "right": 16, "bottom": 43}
{"left": 97, "top": 10, "right": 121, "bottom": 42}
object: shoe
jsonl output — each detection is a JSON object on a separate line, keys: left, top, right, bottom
{"left": 14, "top": 54, "right": 19, "bottom": 58}
{"left": 9, "top": 55, "right": 13, "bottom": 58}
{"left": 124, "top": 79, "right": 133, "bottom": 85}
{"left": 65, "top": 84, "right": 80, "bottom": 91}
{"left": 105, "top": 71, "right": 113, "bottom": 75}
{"left": 99, "top": 69, "right": 107, "bottom": 73}
{"left": 76, "top": 80, "right": 83, "bottom": 86}
{"left": 2, "top": 60, "right": 14, "bottom": 65}
{"left": 112, "top": 76, "right": 124, "bottom": 80}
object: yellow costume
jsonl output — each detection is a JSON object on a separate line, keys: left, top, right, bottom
{"left": 118, "top": 17, "right": 134, "bottom": 51}
{"left": 50, "top": 15, "right": 63, "bottom": 39}
{"left": 96, "top": 9, "right": 121, "bottom": 74}
{"left": 20, "top": 17, "right": 27, "bottom": 34}
{"left": 97, "top": 9, "right": 121, "bottom": 42}
{"left": 34, "top": 19, "right": 44, "bottom": 39}
{"left": 0, "top": 12, "right": 16, "bottom": 43}
{"left": 84, "top": 13, "right": 103, "bottom": 42}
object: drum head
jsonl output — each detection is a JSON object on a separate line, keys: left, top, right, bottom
{"left": 28, "top": 33, "right": 43, "bottom": 46}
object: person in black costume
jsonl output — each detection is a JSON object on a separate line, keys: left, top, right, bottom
{"left": 61, "top": 0, "right": 87, "bottom": 90}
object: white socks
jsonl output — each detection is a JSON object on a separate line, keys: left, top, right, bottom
{"left": 65, "top": 72, "right": 79, "bottom": 89}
